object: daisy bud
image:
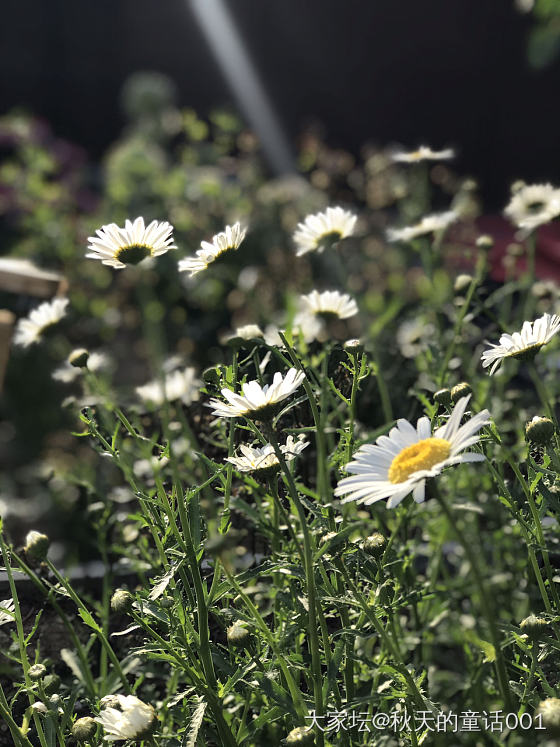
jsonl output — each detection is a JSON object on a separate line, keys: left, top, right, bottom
{"left": 202, "top": 366, "right": 222, "bottom": 387}
{"left": 525, "top": 416, "right": 555, "bottom": 446}
{"left": 227, "top": 624, "right": 252, "bottom": 649}
{"left": 454, "top": 274, "right": 473, "bottom": 293}
{"left": 49, "top": 694, "right": 62, "bottom": 709}
{"left": 31, "top": 702, "right": 48, "bottom": 714}
{"left": 434, "top": 388, "right": 452, "bottom": 407}
{"left": 520, "top": 614, "right": 550, "bottom": 640}
{"left": 536, "top": 698, "right": 560, "bottom": 737}
{"left": 24, "top": 531, "right": 50, "bottom": 563}
{"left": 362, "top": 532, "right": 386, "bottom": 558}
{"left": 343, "top": 338, "right": 363, "bottom": 353}
{"left": 450, "top": 382, "right": 472, "bottom": 403}
{"left": 475, "top": 234, "right": 494, "bottom": 250}
{"left": 286, "top": 726, "right": 315, "bottom": 745}
{"left": 110, "top": 589, "right": 133, "bottom": 614}
{"left": 507, "top": 243, "right": 524, "bottom": 258}
{"left": 28, "top": 664, "right": 47, "bottom": 681}
{"left": 42, "top": 674, "right": 60, "bottom": 695}
{"left": 68, "top": 348, "right": 90, "bottom": 368}
{"left": 72, "top": 717, "right": 97, "bottom": 742}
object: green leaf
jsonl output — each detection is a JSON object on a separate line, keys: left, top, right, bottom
{"left": 464, "top": 630, "right": 496, "bottom": 663}
{"left": 184, "top": 699, "right": 206, "bottom": 747}
{"left": 78, "top": 608, "right": 102, "bottom": 633}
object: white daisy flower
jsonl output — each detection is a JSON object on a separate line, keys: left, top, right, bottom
{"left": 0, "top": 599, "right": 15, "bottom": 626}
{"left": 136, "top": 367, "right": 201, "bottom": 406}
{"left": 397, "top": 318, "right": 436, "bottom": 359}
{"left": 293, "top": 206, "right": 357, "bottom": 257}
{"left": 53, "top": 351, "right": 112, "bottom": 383}
{"left": 13, "top": 297, "right": 69, "bottom": 348}
{"left": 263, "top": 325, "right": 284, "bottom": 347}
{"left": 95, "top": 694, "right": 156, "bottom": 742}
{"left": 481, "top": 313, "right": 560, "bottom": 375}
{"left": 504, "top": 183, "right": 560, "bottom": 235}
{"left": 86, "top": 217, "right": 176, "bottom": 269}
{"left": 299, "top": 289, "right": 358, "bottom": 320}
{"left": 208, "top": 368, "right": 306, "bottom": 420}
{"left": 334, "top": 396, "right": 489, "bottom": 508}
{"left": 390, "top": 145, "right": 455, "bottom": 163}
{"left": 226, "top": 435, "right": 308, "bottom": 474}
{"left": 386, "top": 210, "right": 458, "bottom": 242}
{"left": 223, "top": 324, "right": 264, "bottom": 344}
{"left": 178, "top": 222, "right": 247, "bottom": 276}
{"left": 291, "top": 312, "right": 324, "bottom": 344}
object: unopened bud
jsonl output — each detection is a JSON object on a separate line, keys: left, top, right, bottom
{"left": 362, "top": 533, "right": 386, "bottom": 559}
{"left": 110, "top": 589, "right": 133, "bottom": 614}
{"left": 31, "top": 702, "right": 48, "bottom": 714}
{"left": 536, "top": 698, "right": 560, "bottom": 737}
{"left": 28, "top": 664, "right": 47, "bottom": 681}
{"left": 72, "top": 716, "right": 97, "bottom": 742}
{"left": 454, "top": 274, "right": 473, "bottom": 293}
{"left": 202, "top": 366, "right": 221, "bottom": 387}
{"left": 68, "top": 348, "right": 90, "bottom": 368}
{"left": 286, "top": 726, "right": 315, "bottom": 745}
{"left": 24, "top": 531, "right": 50, "bottom": 563}
{"left": 525, "top": 416, "right": 555, "bottom": 446}
{"left": 520, "top": 614, "right": 550, "bottom": 640}
{"left": 475, "top": 234, "right": 494, "bottom": 250}
{"left": 343, "top": 338, "right": 363, "bottom": 353}
{"left": 434, "top": 388, "right": 452, "bottom": 407}
{"left": 227, "top": 624, "right": 252, "bottom": 649}
{"left": 451, "top": 382, "right": 472, "bottom": 403}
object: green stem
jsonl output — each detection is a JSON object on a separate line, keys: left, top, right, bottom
{"left": 432, "top": 487, "right": 513, "bottom": 710}
{"left": 338, "top": 563, "right": 427, "bottom": 711}
{"left": 371, "top": 346, "right": 393, "bottom": 423}
{"left": 11, "top": 553, "right": 97, "bottom": 697}
{"left": 221, "top": 564, "right": 307, "bottom": 720}
{"left": 221, "top": 350, "right": 239, "bottom": 530}
{"left": 438, "top": 268, "right": 481, "bottom": 386}
{"left": 44, "top": 560, "right": 131, "bottom": 693}
{"left": 279, "top": 333, "right": 330, "bottom": 510}
{"left": 0, "top": 681, "right": 34, "bottom": 747}
{"left": 488, "top": 458, "right": 553, "bottom": 614}
{"left": 529, "top": 362, "right": 557, "bottom": 426}
{"left": 506, "top": 457, "right": 560, "bottom": 613}
{"left": 0, "top": 535, "right": 49, "bottom": 747}
{"left": 265, "top": 427, "right": 324, "bottom": 743}
{"left": 519, "top": 642, "right": 538, "bottom": 715}
{"left": 346, "top": 351, "right": 360, "bottom": 464}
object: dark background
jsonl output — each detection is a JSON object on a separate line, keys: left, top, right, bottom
{"left": 0, "top": 0, "right": 557, "bottom": 207}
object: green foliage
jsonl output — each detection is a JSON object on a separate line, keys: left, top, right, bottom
{"left": 2, "top": 90, "right": 560, "bottom": 746}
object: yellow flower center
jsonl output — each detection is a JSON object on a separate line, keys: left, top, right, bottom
{"left": 507, "top": 342, "right": 544, "bottom": 361}
{"left": 317, "top": 229, "right": 343, "bottom": 248}
{"left": 388, "top": 438, "right": 451, "bottom": 484}
{"left": 114, "top": 244, "right": 152, "bottom": 265}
